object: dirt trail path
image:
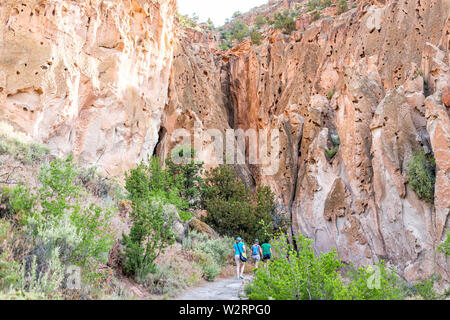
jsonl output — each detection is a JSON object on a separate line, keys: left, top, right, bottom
{"left": 175, "top": 277, "right": 251, "bottom": 300}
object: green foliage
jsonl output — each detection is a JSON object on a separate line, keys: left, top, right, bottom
{"left": 311, "top": 10, "right": 321, "bottom": 22}
{"left": 219, "top": 42, "right": 232, "bottom": 51}
{"left": 1, "top": 185, "right": 36, "bottom": 219}
{"left": 230, "top": 19, "right": 249, "bottom": 42}
{"left": 438, "top": 230, "right": 450, "bottom": 256}
{"left": 232, "top": 11, "right": 242, "bottom": 18}
{"left": 24, "top": 155, "right": 114, "bottom": 265}
{"left": 324, "top": 134, "right": 340, "bottom": 162}
{"left": 166, "top": 146, "right": 205, "bottom": 209}
{"left": 122, "top": 157, "right": 179, "bottom": 282}
{"left": 254, "top": 15, "right": 266, "bottom": 29}
{"left": 413, "top": 274, "right": 441, "bottom": 300}
{"left": 306, "top": 0, "right": 332, "bottom": 12}
{"left": 250, "top": 28, "right": 263, "bottom": 45}
{"left": 183, "top": 230, "right": 234, "bottom": 282}
{"left": 407, "top": 150, "right": 436, "bottom": 203}
{"left": 271, "top": 10, "right": 296, "bottom": 34}
{"left": 344, "top": 263, "right": 405, "bottom": 300}
{"left": 247, "top": 233, "right": 345, "bottom": 300}
{"left": 201, "top": 165, "right": 275, "bottom": 243}
{"left": 202, "top": 261, "right": 221, "bottom": 282}
{"left": 327, "top": 89, "right": 335, "bottom": 100}
{"left": 176, "top": 12, "right": 199, "bottom": 29}
{"left": 325, "top": 146, "right": 339, "bottom": 161}
{"left": 246, "top": 233, "right": 407, "bottom": 300}
{"left": 1, "top": 246, "right": 64, "bottom": 299}
{"left": 337, "top": 0, "right": 349, "bottom": 14}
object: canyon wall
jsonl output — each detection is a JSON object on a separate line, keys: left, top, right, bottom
{"left": 0, "top": 0, "right": 176, "bottom": 176}
{"left": 0, "top": 0, "right": 448, "bottom": 281}
{"left": 162, "top": 0, "right": 449, "bottom": 281}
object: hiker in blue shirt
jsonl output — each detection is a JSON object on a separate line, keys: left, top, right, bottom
{"left": 233, "top": 237, "right": 247, "bottom": 279}
{"left": 250, "top": 239, "right": 263, "bottom": 268}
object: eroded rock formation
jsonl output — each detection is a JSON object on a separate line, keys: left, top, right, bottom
{"left": 0, "top": 0, "right": 448, "bottom": 282}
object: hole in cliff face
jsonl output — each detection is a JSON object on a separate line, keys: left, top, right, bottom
{"left": 153, "top": 126, "right": 167, "bottom": 158}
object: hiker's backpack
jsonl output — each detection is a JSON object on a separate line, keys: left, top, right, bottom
{"left": 237, "top": 243, "right": 247, "bottom": 262}
{"left": 252, "top": 245, "right": 259, "bottom": 256}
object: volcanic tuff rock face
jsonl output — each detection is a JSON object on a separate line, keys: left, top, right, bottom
{"left": 0, "top": 0, "right": 449, "bottom": 282}
{"left": 161, "top": 0, "right": 450, "bottom": 281}
{"left": 0, "top": 0, "right": 176, "bottom": 176}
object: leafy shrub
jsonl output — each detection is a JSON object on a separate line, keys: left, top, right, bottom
{"left": 1, "top": 246, "right": 64, "bottom": 299}
{"left": 413, "top": 274, "right": 441, "bottom": 300}
{"left": 230, "top": 19, "right": 249, "bottom": 42}
{"left": 201, "top": 165, "right": 276, "bottom": 243}
{"left": 193, "top": 232, "right": 234, "bottom": 267}
{"left": 254, "top": 15, "right": 266, "bottom": 28}
{"left": 324, "top": 134, "right": 340, "bottom": 162}
{"left": 166, "top": 146, "right": 205, "bottom": 209}
{"left": 246, "top": 233, "right": 406, "bottom": 300}
{"left": 325, "top": 146, "right": 339, "bottom": 161}
{"left": 202, "top": 261, "right": 221, "bottom": 282}
{"left": 0, "top": 136, "right": 50, "bottom": 165}
{"left": 438, "top": 230, "right": 450, "bottom": 256}
{"left": 327, "top": 89, "right": 335, "bottom": 100}
{"left": 78, "top": 166, "right": 125, "bottom": 205}
{"left": 176, "top": 12, "right": 200, "bottom": 30}
{"left": 271, "top": 10, "right": 296, "bottom": 34}
{"left": 122, "top": 157, "right": 179, "bottom": 282}
{"left": 247, "top": 233, "right": 345, "bottom": 300}
{"left": 250, "top": 29, "right": 263, "bottom": 45}
{"left": 182, "top": 231, "right": 234, "bottom": 282}
{"left": 337, "top": 0, "right": 349, "bottom": 14}
{"left": 407, "top": 150, "right": 436, "bottom": 203}
{"left": 344, "top": 263, "right": 405, "bottom": 300}
{"left": 311, "top": 11, "right": 321, "bottom": 22}
{"left": 306, "top": 0, "right": 332, "bottom": 12}
{"left": 24, "top": 155, "right": 114, "bottom": 265}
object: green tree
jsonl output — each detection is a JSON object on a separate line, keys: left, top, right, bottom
{"left": 122, "top": 157, "right": 179, "bottom": 281}
{"left": 230, "top": 19, "right": 249, "bottom": 42}
{"left": 407, "top": 150, "right": 436, "bottom": 203}
{"left": 246, "top": 233, "right": 406, "bottom": 300}
{"left": 121, "top": 198, "right": 175, "bottom": 282}
{"left": 201, "top": 165, "right": 275, "bottom": 242}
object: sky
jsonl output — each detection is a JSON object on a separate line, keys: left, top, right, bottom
{"left": 177, "top": 0, "right": 269, "bottom": 26}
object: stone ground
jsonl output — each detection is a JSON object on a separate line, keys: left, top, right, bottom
{"left": 175, "top": 277, "right": 252, "bottom": 300}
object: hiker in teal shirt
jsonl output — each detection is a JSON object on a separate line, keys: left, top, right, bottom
{"left": 261, "top": 239, "right": 272, "bottom": 262}
{"left": 250, "top": 239, "right": 263, "bottom": 268}
{"left": 233, "top": 237, "right": 247, "bottom": 279}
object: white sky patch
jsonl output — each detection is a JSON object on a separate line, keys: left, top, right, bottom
{"left": 177, "top": 0, "right": 268, "bottom": 26}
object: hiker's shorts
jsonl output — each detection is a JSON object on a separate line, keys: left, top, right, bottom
{"left": 234, "top": 255, "right": 241, "bottom": 264}
{"left": 251, "top": 255, "right": 261, "bottom": 262}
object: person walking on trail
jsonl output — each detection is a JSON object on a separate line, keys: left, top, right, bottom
{"left": 251, "top": 239, "right": 263, "bottom": 268}
{"left": 261, "top": 239, "right": 272, "bottom": 263}
{"left": 233, "top": 237, "right": 247, "bottom": 279}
